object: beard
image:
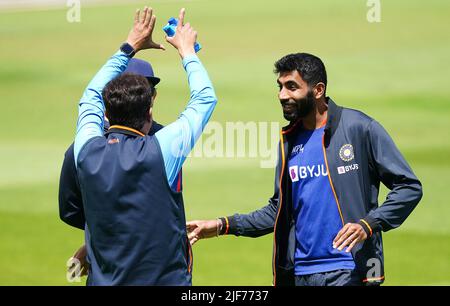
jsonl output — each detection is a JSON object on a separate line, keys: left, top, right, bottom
{"left": 281, "top": 90, "right": 315, "bottom": 122}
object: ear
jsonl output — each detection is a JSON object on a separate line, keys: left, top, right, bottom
{"left": 314, "top": 82, "right": 326, "bottom": 99}
{"left": 146, "top": 106, "right": 153, "bottom": 121}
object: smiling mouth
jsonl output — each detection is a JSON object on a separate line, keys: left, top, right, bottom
{"left": 283, "top": 105, "right": 295, "bottom": 112}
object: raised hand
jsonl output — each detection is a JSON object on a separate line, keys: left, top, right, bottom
{"left": 165, "top": 8, "right": 197, "bottom": 58}
{"left": 126, "top": 6, "right": 165, "bottom": 52}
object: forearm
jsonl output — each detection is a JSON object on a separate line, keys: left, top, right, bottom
{"left": 74, "top": 51, "right": 130, "bottom": 164}
{"left": 220, "top": 199, "right": 278, "bottom": 237}
{"left": 155, "top": 55, "right": 217, "bottom": 186}
{"left": 362, "top": 178, "right": 422, "bottom": 234}
{"left": 362, "top": 120, "right": 423, "bottom": 234}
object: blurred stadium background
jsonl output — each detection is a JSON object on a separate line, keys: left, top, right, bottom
{"left": 0, "top": 0, "right": 449, "bottom": 285}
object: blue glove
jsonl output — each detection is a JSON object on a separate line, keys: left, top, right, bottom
{"left": 163, "top": 17, "right": 202, "bottom": 53}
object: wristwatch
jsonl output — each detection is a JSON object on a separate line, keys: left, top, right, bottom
{"left": 120, "top": 42, "right": 136, "bottom": 58}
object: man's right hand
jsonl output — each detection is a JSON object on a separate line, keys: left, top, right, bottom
{"left": 68, "top": 244, "right": 89, "bottom": 277}
{"left": 126, "top": 6, "right": 165, "bottom": 52}
{"left": 165, "top": 8, "right": 197, "bottom": 59}
{"left": 187, "top": 219, "right": 220, "bottom": 245}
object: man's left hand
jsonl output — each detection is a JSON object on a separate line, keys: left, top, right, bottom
{"left": 333, "top": 223, "right": 367, "bottom": 253}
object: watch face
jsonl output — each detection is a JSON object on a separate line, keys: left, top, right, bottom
{"left": 121, "top": 43, "right": 134, "bottom": 56}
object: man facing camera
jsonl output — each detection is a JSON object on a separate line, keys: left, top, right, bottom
{"left": 187, "top": 53, "right": 422, "bottom": 286}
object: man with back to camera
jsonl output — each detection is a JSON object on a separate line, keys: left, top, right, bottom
{"left": 186, "top": 53, "right": 422, "bottom": 286}
{"left": 59, "top": 57, "right": 186, "bottom": 277}
{"left": 69, "top": 6, "right": 217, "bottom": 285}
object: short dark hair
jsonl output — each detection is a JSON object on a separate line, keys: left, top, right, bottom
{"left": 274, "top": 53, "right": 327, "bottom": 91}
{"left": 102, "top": 73, "right": 154, "bottom": 131}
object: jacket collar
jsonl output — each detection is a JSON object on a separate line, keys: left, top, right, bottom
{"left": 105, "top": 125, "right": 145, "bottom": 137}
{"left": 324, "top": 97, "right": 343, "bottom": 140}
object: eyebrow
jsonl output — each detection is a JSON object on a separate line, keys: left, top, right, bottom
{"left": 278, "top": 80, "right": 300, "bottom": 88}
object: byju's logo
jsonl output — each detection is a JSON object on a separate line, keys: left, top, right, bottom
{"left": 289, "top": 164, "right": 328, "bottom": 182}
{"left": 289, "top": 166, "right": 299, "bottom": 182}
{"left": 337, "top": 164, "right": 359, "bottom": 175}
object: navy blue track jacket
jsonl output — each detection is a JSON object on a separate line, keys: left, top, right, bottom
{"left": 224, "top": 98, "right": 423, "bottom": 286}
{"left": 58, "top": 121, "right": 165, "bottom": 230}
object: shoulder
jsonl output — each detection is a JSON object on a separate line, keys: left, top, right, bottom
{"left": 149, "top": 121, "right": 164, "bottom": 135}
{"left": 77, "top": 136, "right": 106, "bottom": 161}
{"left": 340, "top": 107, "right": 376, "bottom": 132}
{"left": 341, "top": 107, "right": 374, "bottom": 123}
{"left": 64, "top": 142, "right": 75, "bottom": 159}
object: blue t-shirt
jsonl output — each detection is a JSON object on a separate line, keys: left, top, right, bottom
{"left": 288, "top": 124, "right": 355, "bottom": 276}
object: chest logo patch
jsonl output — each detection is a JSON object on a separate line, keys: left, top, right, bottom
{"left": 339, "top": 144, "right": 354, "bottom": 162}
{"left": 108, "top": 138, "right": 120, "bottom": 145}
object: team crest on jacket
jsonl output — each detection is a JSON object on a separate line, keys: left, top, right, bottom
{"left": 339, "top": 144, "right": 354, "bottom": 162}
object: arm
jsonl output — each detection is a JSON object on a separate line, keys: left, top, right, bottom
{"left": 333, "top": 120, "right": 423, "bottom": 253}
{"left": 73, "top": 51, "right": 130, "bottom": 164}
{"left": 155, "top": 8, "right": 217, "bottom": 187}
{"left": 74, "top": 6, "right": 165, "bottom": 165}
{"left": 187, "top": 144, "right": 282, "bottom": 245}
{"left": 225, "top": 163, "right": 280, "bottom": 237}
{"left": 59, "top": 143, "right": 85, "bottom": 229}
{"left": 155, "top": 55, "right": 217, "bottom": 187}
{"left": 362, "top": 120, "right": 423, "bottom": 233}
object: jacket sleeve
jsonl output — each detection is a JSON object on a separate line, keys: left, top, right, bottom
{"left": 74, "top": 51, "right": 130, "bottom": 166}
{"left": 155, "top": 55, "right": 217, "bottom": 189}
{"left": 362, "top": 120, "right": 423, "bottom": 234}
{"left": 58, "top": 143, "right": 85, "bottom": 230}
{"left": 224, "top": 143, "right": 282, "bottom": 237}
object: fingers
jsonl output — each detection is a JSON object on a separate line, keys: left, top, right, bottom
{"left": 134, "top": 9, "right": 140, "bottom": 25}
{"left": 337, "top": 232, "right": 359, "bottom": 251}
{"left": 188, "top": 227, "right": 202, "bottom": 242}
{"left": 333, "top": 230, "right": 353, "bottom": 250}
{"left": 346, "top": 236, "right": 360, "bottom": 253}
{"left": 333, "top": 223, "right": 350, "bottom": 247}
{"left": 148, "top": 14, "right": 156, "bottom": 30}
{"left": 186, "top": 221, "right": 198, "bottom": 232}
{"left": 144, "top": 7, "right": 153, "bottom": 27}
{"left": 80, "top": 263, "right": 89, "bottom": 276}
{"left": 190, "top": 236, "right": 199, "bottom": 245}
{"left": 333, "top": 223, "right": 367, "bottom": 252}
{"left": 67, "top": 257, "right": 88, "bottom": 278}
{"left": 177, "top": 8, "right": 185, "bottom": 29}
{"left": 141, "top": 7, "right": 148, "bottom": 25}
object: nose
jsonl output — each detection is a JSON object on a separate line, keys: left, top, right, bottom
{"left": 279, "top": 87, "right": 290, "bottom": 102}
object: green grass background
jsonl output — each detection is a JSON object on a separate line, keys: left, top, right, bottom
{"left": 0, "top": 0, "right": 449, "bottom": 285}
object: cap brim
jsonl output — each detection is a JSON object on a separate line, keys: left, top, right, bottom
{"left": 147, "top": 77, "right": 160, "bottom": 87}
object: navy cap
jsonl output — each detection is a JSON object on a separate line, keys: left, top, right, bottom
{"left": 124, "top": 58, "right": 160, "bottom": 86}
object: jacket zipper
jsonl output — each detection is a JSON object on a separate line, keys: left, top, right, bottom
{"left": 187, "top": 237, "right": 193, "bottom": 274}
{"left": 272, "top": 130, "right": 286, "bottom": 286}
{"left": 321, "top": 134, "right": 345, "bottom": 226}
